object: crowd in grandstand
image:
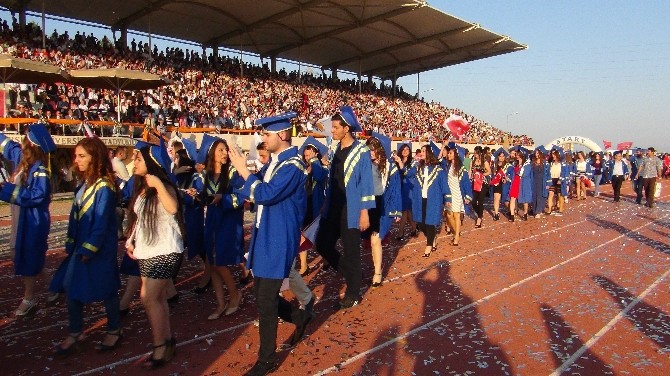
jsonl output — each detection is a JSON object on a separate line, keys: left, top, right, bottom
{"left": 0, "top": 18, "right": 534, "bottom": 146}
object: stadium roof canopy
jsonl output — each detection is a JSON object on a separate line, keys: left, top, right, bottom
{"left": 1, "top": 0, "right": 527, "bottom": 80}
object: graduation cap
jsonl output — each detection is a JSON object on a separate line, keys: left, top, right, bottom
{"left": 396, "top": 141, "right": 412, "bottom": 153}
{"left": 338, "top": 106, "right": 362, "bottom": 132}
{"left": 493, "top": 147, "right": 509, "bottom": 159}
{"left": 197, "top": 133, "right": 222, "bottom": 165}
{"left": 446, "top": 141, "right": 457, "bottom": 150}
{"left": 451, "top": 143, "right": 467, "bottom": 160}
{"left": 26, "top": 124, "right": 56, "bottom": 153}
{"left": 181, "top": 138, "right": 198, "bottom": 161}
{"left": 370, "top": 132, "right": 392, "bottom": 159}
{"left": 299, "top": 136, "right": 328, "bottom": 157}
{"left": 534, "top": 145, "right": 548, "bottom": 155}
{"left": 429, "top": 140, "right": 441, "bottom": 158}
{"left": 255, "top": 111, "right": 297, "bottom": 133}
{"left": 550, "top": 145, "right": 565, "bottom": 158}
{"left": 133, "top": 139, "right": 171, "bottom": 173}
{"left": 133, "top": 140, "right": 153, "bottom": 151}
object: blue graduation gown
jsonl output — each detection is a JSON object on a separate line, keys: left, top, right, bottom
{"left": 180, "top": 173, "right": 205, "bottom": 260}
{"left": 379, "top": 163, "right": 402, "bottom": 239}
{"left": 517, "top": 161, "right": 533, "bottom": 204}
{"left": 306, "top": 157, "right": 328, "bottom": 221}
{"left": 398, "top": 160, "right": 416, "bottom": 211}
{"left": 63, "top": 179, "right": 120, "bottom": 303}
{"left": 0, "top": 136, "right": 51, "bottom": 276}
{"left": 408, "top": 164, "right": 448, "bottom": 226}
{"left": 204, "top": 166, "right": 244, "bottom": 266}
{"left": 236, "top": 146, "right": 307, "bottom": 279}
{"left": 607, "top": 160, "right": 629, "bottom": 180}
{"left": 322, "top": 139, "right": 375, "bottom": 229}
{"left": 544, "top": 162, "right": 572, "bottom": 197}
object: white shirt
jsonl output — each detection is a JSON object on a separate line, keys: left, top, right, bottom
{"left": 421, "top": 166, "right": 430, "bottom": 198}
{"left": 612, "top": 161, "right": 624, "bottom": 176}
{"left": 131, "top": 195, "right": 184, "bottom": 259}
{"left": 255, "top": 154, "right": 278, "bottom": 228}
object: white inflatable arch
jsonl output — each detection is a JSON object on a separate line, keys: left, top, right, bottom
{"left": 544, "top": 136, "right": 602, "bottom": 153}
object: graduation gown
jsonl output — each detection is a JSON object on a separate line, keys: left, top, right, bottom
{"left": 0, "top": 136, "right": 51, "bottom": 276}
{"left": 517, "top": 161, "right": 533, "bottom": 204}
{"left": 379, "top": 162, "right": 402, "bottom": 239}
{"left": 63, "top": 179, "right": 120, "bottom": 303}
{"left": 398, "top": 160, "right": 416, "bottom": 211}
{"left": 180, "top": 172, "right": 205, "bottom": 260}
{"left": 408, "top": 164, "right": 448, "bottom": 226}
{"left": 204, "top": 166, "right": 244, "bottom": 266}
{"left": 237, "top": 146, "right": 307, "bottom": 279}
{"left": 322, "top": 139, "right": 376, "bottom": 229}
{"left": 545, "top": 162, "right": 572, "bottom": 197}
{"left": 305, "top": 157, "right": 328, "bottom": 223}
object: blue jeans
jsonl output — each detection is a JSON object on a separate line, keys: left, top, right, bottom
{"left": 67, "top": 295, "right": 120, "bottom": 334}
{"left": 594, "top": 174, "right": 603, "bottom": 195}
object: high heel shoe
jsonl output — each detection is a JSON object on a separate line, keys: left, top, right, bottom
{"left": 15, "top": 298, "right": 37, "bottom": 317}
{"left": 493, "top": 213, "right": 500, "bottom": 221}
{"left": 371, "top": 273, "right": 383, "bottom": 288}
{"left": 521, "top": 213, "right": 528, "bottom": 221}
{"left": 95, "top": 329, "right": 123, "bottom": 352}
{"left": 207, "top": 303, "right": 228, "bottom": 320}
{"left": 54, "top": 332, "right": 82, "bottom": 358}
{"left": 225, "top": 295, "right": 243, "bottom": 316}
{"left": 142, "top": 340, "right": 173, "bottom": 369}
{"left": 193, "top": 278, "right": 212, "bottom": 294}
{"left": 475, "top": 219, "right": 482, "bottom": 229}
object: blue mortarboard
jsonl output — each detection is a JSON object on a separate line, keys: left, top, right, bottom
{"left": 370, "top": 132, "right": 392, "bottom": 159}
{"left": 429, "top": 141, "right": 441, "bottom": 158}
{"left": 149, "top": 137, "right": 172, "bottom": 173}
{"left": 397, "top": 141, "right": 412, "bottom": 153}
{"left": 255, "top": 112, "right": 296, "bottom": 133}
{"left": 449, "top": 143, "right": 466, "bottom": 160}
{"left": 134, "top": 140, "right": 153, "bottom": 151}
{"left": 446, "top": 141, "right": 457, "bottom": 150}
{"left": 534, "top": 145, "right": 548, "bottom": 155}
{"left": 181, "top": 138, "right": 198, "bottom": 161}
{"left": 26, "top": 124, "right": 56, "bottom": 153}
{"left": 299, "top": 136, "right": 328, "bottom": 157}
{"left": 197, "top": 133, "right": 222, "bottom": 165}
{"left": 338, "top": 106, "right": 362, "bottom": 132}
{"left": 493, "top": 147, "right": 509, "bottom": 159}
{"left": 550, "top": 145, "right": 565, "bottom": 158}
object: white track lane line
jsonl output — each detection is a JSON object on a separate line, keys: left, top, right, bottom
{"left": 311, "top": 216, "right": 667, "bottom": 375}
{"left": 549, "top": 266, "right": 670, "bottom": 376}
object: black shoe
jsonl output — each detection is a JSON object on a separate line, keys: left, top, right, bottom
{"left": 142, "top": 341, "right": 173, "bottom": 369}
{"left": 303, "top": 295, "right": 315, "bottom": 317}
{"left": 193, "top": 279, "right": 212, "bottom": 294}
{"left": 119, "top": 308, "right": 130, "bottom": 318}
{"left": 244, "top": 361, "right": 278, "bottom": 376}
{"left": 410, "top": 230, "right": 419, "bottom": 238}
{"left": 493, "top": 213, "right": 499, "bottom": 221}
{"left": 395, "top": 236, "right": 406, "bottom": 242}
{"left": 521, "top": 214, "right": 528, "bottom": 221}
{"left": 95, "top": 330, "right": 123, "bottom": 352}
{"left": 54, "top": 333, "right": 82, "bottom": 358}
{"left": 335, "top": 295, "right": 361, "bottom": 310}
{"left": 508, "top": 216, "right": 515, "bottom": 222}
{"left": 290, "top": 309, "right": 313, "bottom": 346}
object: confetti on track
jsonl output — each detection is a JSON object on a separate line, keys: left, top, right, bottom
{"left": 1, "top": 184, "right": 669, "bottom": 375}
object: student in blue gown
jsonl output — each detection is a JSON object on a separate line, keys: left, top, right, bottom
{"left": 198, "top": 135, "right": 245, "bottom": 320}
{"left": 395, "top": 143, "right": 447, "bottom": 257}
{"left": 0, "top": 124, "right": 54, "bottom": 317}
{"left": 395, "top": 142, "right": 418, "bottom": 240}
{"left": 545, "top": 148, "right": 571, "bottom": 216}
{"left": 54, "top": 137, "right": 121, "bottom": 356}
{"left": 125, "top": 142, "right": 184, "bottom": 368}
{"left": 365, "top": 133, "right": 401, "bottom": 287}
{"left": 175, "top": 139, "right": 206, "bottom": 267}
{"left": 512, "top": 151, "right": 533, "bottom": 221}
{"left": 298, "top": 136, "right": 328, "bottom": 276}
{"left": 530, "top": 147, "right": 549, "bottom": 218}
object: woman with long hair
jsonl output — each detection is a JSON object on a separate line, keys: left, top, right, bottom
{"left": 199, "top": 136, "right": 245, "bottom": 320}
{"left": 444, "top": 147, "right": 472, "bottom": 245}
{"left": 54, "top": 137, "right": 122, "bottom": 356}
{"left": 589, "top": 152, "right": 605, "bottom": 197}
{"left": 395, "top": 143, "right": 417, "bottom": 240}
{"left": 514, "top": 151, "right": 532, "bottom": 221}
{"left": 545, "top": 149, "right": 570, "bottom": 216}
{"left": 0, "top": 125, "right": 54, "bottom": 317}
{"left": 299, "top": 137, "right": 328, "bottom": 276}
{"left": 365, "top": 134, "right": 400, "bottom": 287}
{"left": 396, "top": 143, "right": 447, "bottom": 257}
{"left": 469, "top": 150, "right": 490, "bottom": 228}
{"left": 489, "top": 148, "right": 511, "bottom": 221}
{"left": 125, "top": 143, "right": 184, "bottom": 368}
{"left": 574, "top": 151, "right": 591, "bottom": 200}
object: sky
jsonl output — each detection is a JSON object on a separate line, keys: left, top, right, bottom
{"left": 4, "top": 1, "right": 670, "bottom": 151}
{"left": 397, "top": 1, "right": 670, "bottom": 151}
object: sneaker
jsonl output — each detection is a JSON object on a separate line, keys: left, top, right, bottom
{"left": 554, "top": 212, "right": 563, "bottom": 217}
{"left": 335, "top": 295, "right": 361, "bottom": 310}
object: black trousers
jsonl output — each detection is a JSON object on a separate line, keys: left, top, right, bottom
{"left": 316, "top": 205, "right": 362, "bottom": 299}
{"left": 634, "top": 177, "right": 644, "bottom": 204}
{"left": 611, "top": 175, "right": 625, "bottom": 202}
{"left": 253, "top": 277, "right": 303, "bottom": 364}
{"left": 416, "top": 198, "right": 437, "bottom": 246}
{"left": 642, "top": 177, "right": 657, "bottom": 206}
{"left": 471, "top": 189, "right": 487, "bottom": 219}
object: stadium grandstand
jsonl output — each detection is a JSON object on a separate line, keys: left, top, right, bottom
{"left": 0, "top": 0, "right": 532, "bottom": 147}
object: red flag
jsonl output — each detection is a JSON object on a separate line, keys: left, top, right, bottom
{"left": 603, "top": 140, "right": 612, "bottom": 150}
{"left": 616, "top": 142, "right": 633, "bottom": 150}
{"left": 442, "top": 114, "right": 470, "bottom": 140}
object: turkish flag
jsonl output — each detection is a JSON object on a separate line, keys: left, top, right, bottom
{"left": 603, "top": 140, "right": 612, "bottom": 150}
{"left": 616, "top": 142, "right": 633, "bottom": 150}
{"left": 442, "top": 114, "right": 470, "bottom": 139}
